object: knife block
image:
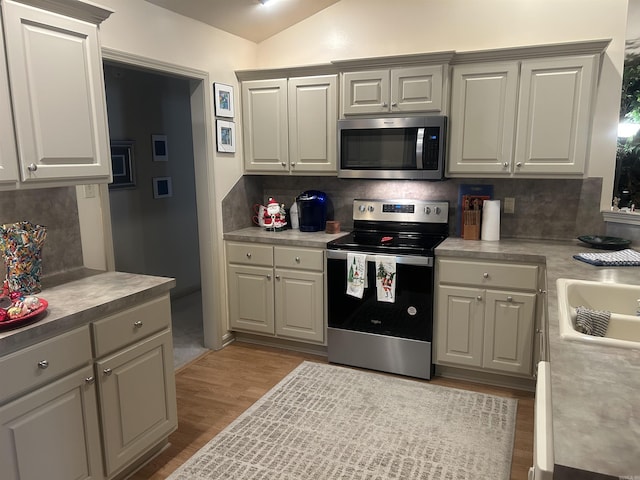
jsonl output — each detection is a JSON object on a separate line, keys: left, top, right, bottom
{"left": 463, "top": 210, "right": 481, "bottom": 240}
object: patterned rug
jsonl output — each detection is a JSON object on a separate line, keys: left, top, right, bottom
{"left": 167, "top": 361, "right": 517, "bottom": 480}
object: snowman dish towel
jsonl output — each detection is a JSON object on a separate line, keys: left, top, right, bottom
{"left": 375, "top": 255, "right": 396, "bottom": 303}
{"left": 346, "top": 253, "right": 367, "bottom": 298}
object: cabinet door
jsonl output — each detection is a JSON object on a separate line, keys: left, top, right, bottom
{"left": 0, "top": 365, "right": 103, "bottom": 480}
{"left": 341, "top": 70, "right": 389, "bottom": 115}
{"left": 448, "top": 62, "right": 518, "bottom": 174}
{"left": 483, "top": 290, "right": 536, "bottom": 375}
{"left": 96, "top": 330, "right": 177, "bottom": 477}
{"left": 391, "top": 65, "right": 444, "bottom": 113}
{"left": 242, "top": 79, "right": 289, "bottom": 172}
{"left": 0, "top": 27, "right": 19, "bottom": 184}
{"left": 2, "top": 0, "right": 111, "bottom": 182}
{"left": 275, "top": 268, "right": 324, "bottom": 343}
{"left": 288, "top": 75, "right": 337, "bottom": 173}
{"left": 435, "top": 285, "right": 484, "bottom": 367}
{"left": 514, "top": 55, "right": 596, "bottom": 175}
{"left": 227, "top": 264, "right": 275, "bottom": 334}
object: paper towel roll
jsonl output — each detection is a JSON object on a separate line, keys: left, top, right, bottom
{"left": 481, "top": 200, "right": 501, "bottom": 241}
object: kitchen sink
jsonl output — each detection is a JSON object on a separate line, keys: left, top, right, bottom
{"left": 557, "top": 278, "right": 640, "bottom": 349}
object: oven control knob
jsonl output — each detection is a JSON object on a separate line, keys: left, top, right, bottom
{"left": 434, "top": 207, "right": 441, "bottom": 215}
{"left": 359, "top": 205, "right": 366, "bottom": 213}
{"left": 368, "top": 205, "right": 374, "bottom": 212}
{"left": 425, "top": 207, "right": 431, "bottom": 215}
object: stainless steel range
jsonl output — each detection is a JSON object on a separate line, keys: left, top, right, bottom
{"left": 326, "top": 198, "right": 449, "bottom": 379}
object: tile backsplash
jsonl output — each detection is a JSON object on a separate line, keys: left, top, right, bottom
{"left": 222, "top": 175, "right": 606, "bottom": 241}
{"left": 0, "top": 187, "right": 83, "bottom": 280}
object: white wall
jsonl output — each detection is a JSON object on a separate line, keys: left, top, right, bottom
{"left": 256, "top": 0, "right": 628, "bottom": 210}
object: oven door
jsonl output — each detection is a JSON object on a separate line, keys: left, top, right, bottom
{"left": 326, "top": 250, "right": 434, "bottom": 341}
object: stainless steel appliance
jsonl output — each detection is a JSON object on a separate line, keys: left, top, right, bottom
{"left": 326, "top": 198, "right": 449, "bottom": 379}
{"left": 337, "top": 116, "right": 447, "bottom": 180}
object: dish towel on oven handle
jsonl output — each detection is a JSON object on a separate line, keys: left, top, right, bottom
{"left": 376, "top": 255, "right": 396, "bottom": 303}
{"left": 346, "top": 253, "right": 367, "bottom": 298}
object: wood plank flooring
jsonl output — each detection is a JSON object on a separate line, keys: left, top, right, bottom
{"left": 130, "top": 341, "right": 534, "bottom": 480}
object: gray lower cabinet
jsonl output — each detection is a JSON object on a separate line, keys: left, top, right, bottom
{"left": 435, "top": 257, "right": 541, "bottom": 377}
{"left": 226, "top": 241, "right": 325, "bottom": 344}
{"left": 0, "top": 294, "right": 177, "bottom": 480}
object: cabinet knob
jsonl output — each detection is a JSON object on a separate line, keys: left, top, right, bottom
{"left": 27, "top": 163, "right": 38, "bottom": 172}
{"left": 506, "top": 296, "right": 513, "bottom": 302}
{"left": 502, "top": 162, "right": 509, "bottom": 168}
{"left": 281, "top": 162, "right": 287, "bottom": 167}
{"left": 246, "top": 252, "right": 252, "bottom": 258}
{"left": 391, "top": 102, "right": 397, "bottom": 108}
{"left": 482, "top": 272, "right": 489, "bottom": 279}
{"left": 476, "top": 295, "right": 483, "bottom": 301}
{"left": 133, "top": 320, "right": 143, "bottom": 328}
{"left": 291, "top": 162, "right": 296, "bottom": 167}
{"left": 295, "top": 256, "right": 300, "bottom": 263}
{"left": 516, "top": 162, "right": 522, "bottom": 167}
{"left": 266, "top": 274, "right": 271, "bottom": 280}
{"left": 275, "top": 275, "right": 281, "bottom": 280}
{"left": 103, "top": 368, "right": 113, "bottom": 376}
{"left": 85, "top": 376, "right": 95, "bottom": 385}
{"left": 37, "top": 360, "right": 49, "bottom": 369}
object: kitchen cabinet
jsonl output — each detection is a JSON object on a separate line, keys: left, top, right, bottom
{"left": 341, "top": 65, "right": 444, "bottom": 116}
{"left": 241, "top": 75, "right": 337, "bottom": 175}
{"left": 226, "top": 241, "right": 325, "bottom": 344}
{"left": 435, "top": 258, "right": 540, "bottom": 376}
{"left": 448, "top": 53, "right": 598, "bottom": 176}
{"left": 0, "top": 292, "right": 177, "bottom": 480}
{"left": 92, "top": 295, "right": 177, "bottom": 478}
{"left": 0, "top": 326, "right": 104, "bottom": 480}
{"left": 0, "top": 0, "right": 113, "bottom": 186}
{"left": 0, "top": 23, "right": 19, "bottom": 184}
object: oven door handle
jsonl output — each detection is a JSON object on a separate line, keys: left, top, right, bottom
{"left": 326, "top": 249, "right": 433, "bottom": 267}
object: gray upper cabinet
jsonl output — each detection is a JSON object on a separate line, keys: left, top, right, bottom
{"left": 1, "top": 0, "right": 113, "bottom": 187}
{"left": 341, "top": 65, "right": 444, "bottom": 116}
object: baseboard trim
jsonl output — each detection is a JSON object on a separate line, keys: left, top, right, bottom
{"left": 234, "top": 332, "right": 328, "bottom": 357}
{"left": 435, "top": 365, "right": 535, "bottom": 392}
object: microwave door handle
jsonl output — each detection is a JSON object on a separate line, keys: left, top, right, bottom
{"left": 416, "top": 127, "right": 425, "bottom": 169}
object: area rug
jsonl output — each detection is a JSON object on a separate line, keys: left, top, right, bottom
{"left": 167, "top": 361, "right": 517, "bottom": 480}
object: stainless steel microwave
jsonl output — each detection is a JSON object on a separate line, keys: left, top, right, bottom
{"left": 337, "top": 116, "right": 447, "bottom": 180}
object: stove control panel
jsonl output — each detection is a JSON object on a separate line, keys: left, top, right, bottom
{"left": 353, "top": 199, "right": 449, "bottom": 223}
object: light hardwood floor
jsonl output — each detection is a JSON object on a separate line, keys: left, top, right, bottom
{"left": 131, "top": 341, "right": 534, "bottom": 480}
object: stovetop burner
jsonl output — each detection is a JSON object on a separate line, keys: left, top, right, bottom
{"left": 327, "top": 199, "right": 449, "bottom": 256}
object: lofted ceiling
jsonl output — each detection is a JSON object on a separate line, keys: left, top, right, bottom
{"left": 143, "top": 0, "right": 340, "bottom": 43}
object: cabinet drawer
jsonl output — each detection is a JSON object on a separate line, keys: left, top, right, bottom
{"left": 92, "top": 295, "right": 171, "bottom": 357}
{"left": 274, "top": 246, "right": 324, "bottom": 271}
{"left": 438, "top": 258, "right": 538, "bottom": 290}
{"left": 0, "top": 325, "right": 92, "bottom": 404}
{"left": 227, "top": 242, "right": 274, "bottom": 267}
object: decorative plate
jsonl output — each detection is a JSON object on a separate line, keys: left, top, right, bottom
{"left": 577, "top": 235, "right": 632, "bottom": 250}
{"left": 0, "top": 299, "right": 48, "bottom": 331}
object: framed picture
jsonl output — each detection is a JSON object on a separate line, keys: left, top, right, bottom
{"left": 214, "top": 83, "right": 234, "bottom": 118}
{"left": 153, "top": 176, "right": 173, "bottom": 198}
{"left": 109, "top": 140, "right": 135, "bottom": 189}
{"left": 216, "top": 120, "right": 236, "bottom": 153}
{"left": 152, "top": 134, "right": 168, "bottom": 162}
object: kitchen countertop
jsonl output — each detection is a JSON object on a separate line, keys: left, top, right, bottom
{"left": 0, "top": 271, "right": 176, "bottom": 356}
{"left": 224, "top": 226, "right": 348, "bottom": 248}
{"left": 436, "top": 237, "right": 640, "bottom": 479}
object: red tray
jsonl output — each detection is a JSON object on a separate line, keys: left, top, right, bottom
{"left": 0, "top": 299, "right": 48, "bottom": 331}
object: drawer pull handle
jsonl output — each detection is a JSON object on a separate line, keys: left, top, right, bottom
{"left": 85, "top": 376, "right": 95, "bottom": 385}
{"left": 103, "top": 368, "right": 113, "bottom": 376}
{"left": 482, "top": 272, "right": 489, "bottom": 279}
{"left": 295, "top": 256, "right": 300, "bottom": 263}
{"left": 476, "top": 295, "right": 483, "bottom": 301}
{"left": 134, "top": 321, "right": 143, "bottom": 328}
{"left": 246, "top": 252, "right": 252, "bottom": 258}
{"left": 37, "top": 360, "right": 49, "bottom": 369}
{"left": 506, "top": 296, "right": 513, "bottom": 302}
